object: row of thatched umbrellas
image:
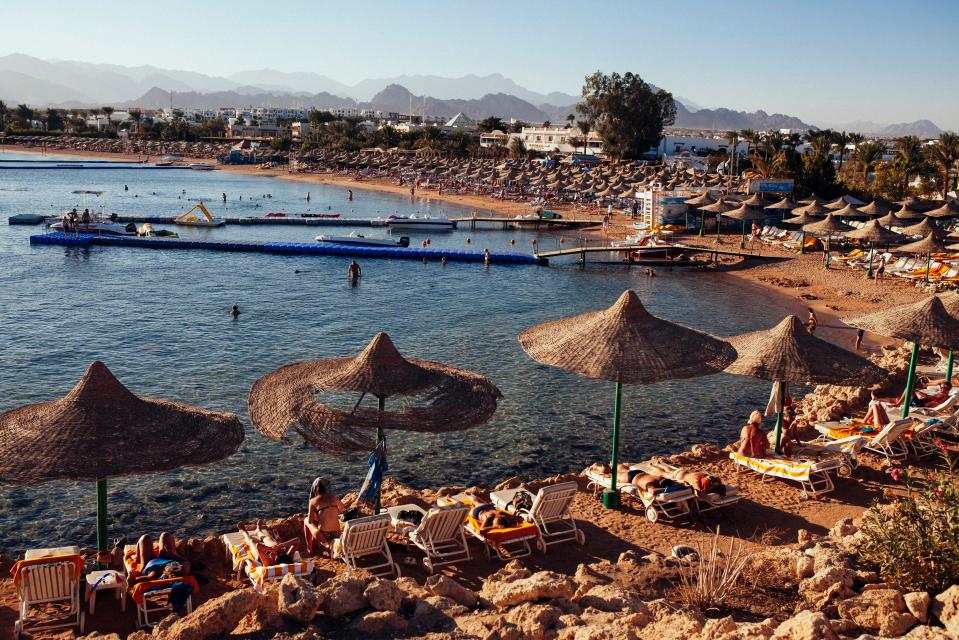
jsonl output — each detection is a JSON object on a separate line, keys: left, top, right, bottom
{"left": 3, "top": 291, "right": 958, "bottom": 556}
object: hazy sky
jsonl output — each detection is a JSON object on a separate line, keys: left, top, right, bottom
{"left": 2, "top": 0, "right": 957, "bottom": 128}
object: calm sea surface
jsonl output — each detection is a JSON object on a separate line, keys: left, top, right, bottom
{"left": 0, "top": 151, "right": 784, "bottom": 552}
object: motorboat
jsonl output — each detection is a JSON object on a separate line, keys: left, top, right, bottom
{"left": 188, "top": 163, "right": 215, "bottom": 171}
{"left": 370, "top": 214, "right": 402, "bottom": 227}
{"left": 386, "top": 214, "right": 455, "bottom": 231}
{"left": 155, "top": 155, "right": 180, "bottom": 166}
{"left": 49, "top": 218, "right": 137, "bottom": 235}
{"left": 174, "top": 202, "right": 226, "bottom": 227}
{"left": 138, "top": 223, "right": 178, "bottom": 238}
{"left": 316, "top": 231, "right": 410, "bottom": 247}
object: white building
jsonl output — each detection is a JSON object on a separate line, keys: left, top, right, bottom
{"left": 479, "top": 130, "right": 510, "bottom": 148}
{"left": 518, "top": 126, "right": 604, "bottom": 155}
{"left": 649, "top": 134, "right": 749, "bottom": 158}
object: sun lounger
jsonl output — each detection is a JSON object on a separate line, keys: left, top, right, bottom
{"left": 791, "top": 435, "right": 867, "bottom": 477}
{"left": 584, "top": 466, "right": 695, "bottom": 523}
{"left": 814, "top": 418, "right": 913, "bottom": 463}
{"left": 123, "top": 546, "right": 198, "bottom": 627}
{"left": 489, "top": 481, "right": 584, "bottom": 552}
{"left": 396, "top": 503, "right": 470, "bottom": 573}
{"left": 12, "top": 554, "right": 85, "bottom": 640}
{"left": 217, "top": 533, "right": 315, "bottom": 592}
{"left": 333, "top": 514, "right": 400, "bottom": 578}
{"left": 630, "top": 461, "right": 741, "bottom": 513}
{"left": 441, "top": 494, "right": 540, "bottom": 560}
{"left": 728, "top": 452, "right": 839, "bottom": 497}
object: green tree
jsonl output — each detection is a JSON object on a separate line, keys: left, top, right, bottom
{"left": 128, "top": 108, "right": 142, "bottom": 137}
{"left": 576, "top": 71, "right": 675, "bottom": 159}
{"left": 508, "top": 120, "right": 526, "bottom": 134}
{"left": 832, "top": 130, "right": 850, "bottom": 173}
{"left": 576, "top": 119, "right": 591, "bottom": 156}
{"left": 15, "top": 104, "right": 34, "bottom": 128}
{"left": 101, "top": 106, "right": 115, "bottom": 132}
{"left": 894, "top": 136, "right": 925, "bottom": 193}
{"left": 739, "top": 128, "right": 756, "bottom": 162}
{"left": 542, "top": 120, "right": 551, "bottom": 128}
{"left": 924, "top": 132, "right": 959, "bottom": 198}
{"left": 565, "top": 113, "right": 575, "bottom": 128}
{"left": 853, "top": 141, "right": 886, "bottom": 185}
{"left": 0, "top": 100, "right": 7, "bottom": 130}
{"left": 270, "top": 135, "right": 292, "bottom": 151}
{"left": 477, "top": 116, "right": 504, "bottom": 133}
{"left": 723, "top": 131, "right": 739, "bottom": 174}
{"left": 509, "top": 136, "right": 527, "bottom": 159}
{"left": 44, "top": 108, "right": 64, "bottom": 131}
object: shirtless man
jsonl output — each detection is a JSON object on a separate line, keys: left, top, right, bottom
{"left": 238, "top": 520, "right": 298, "bottom": 566}
{"left": 587, "top": 463, "right": 678, "bottom": 494}
{"left": 303, "top": 478, "right": 345, "bottom": 555}
{"left": 646, "top": 460, "right": 726, "bottom": 496}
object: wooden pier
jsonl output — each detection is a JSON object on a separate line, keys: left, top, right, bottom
{"left": 534, "top": 242, "right": 781, "bottom": 265}
{"left": 450, "top": 215, "right": 601, "bottom": 231}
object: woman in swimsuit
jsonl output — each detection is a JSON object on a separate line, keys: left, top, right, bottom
{"left": 470, "top": 502, "right": 521, "bottom": 533}
{"left": 303, "top": 478, "right": 345, "bottom": 556}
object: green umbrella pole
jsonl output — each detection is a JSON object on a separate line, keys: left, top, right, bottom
{"left": 901, "top": 342, "right": 920, "bottom": 419}
{"left": 375, "top": 396, "right": 385, "bottom": 515}
{"left": 773, "top": 381, "right": 786, "bottom": 454}
{"left": 716, "top": 214, "right": 722, "bottom": 243}
{"left": 96, "top": 479, "right": 108, "bottom": 569}
{"left": 740, "top": 219, "right": 746, "bottom": 249}
{"left": 699, "top": 213, "right": 705, "bottom": 237}
{"left": 867, "top": 242, "right": 875, "bottom": 278}
{"left": 824, "top": 235, "right": 831, "bottom": 268}
{"left": 602, "top": 381, "right": 623, "bottom": 509}
{"left": 925, "top": 253, "right": 931, "bottom": 284}
{"left": 947, "top": 351, "right": 954, "bottom": 384}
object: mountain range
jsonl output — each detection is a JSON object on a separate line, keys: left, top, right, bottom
{"left": 0, "top": 54, "right": 944, "bottom": 136}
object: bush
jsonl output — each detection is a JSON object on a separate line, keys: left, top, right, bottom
{"left": 858, "top": 445, "right": 959, "bottom": 592}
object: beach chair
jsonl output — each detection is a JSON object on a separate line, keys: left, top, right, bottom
{"left": 441, "top": 494, "right": 540, "bottom": 560}
{"left": 630, "top": 461, "right": 741, "bottom": 514}
{"left": 489, "top": 481, "right": 585, "bottom": 552}
{"left": 584, "top": 466, "right": 695, "bottom": 523}
{"left": 219, "top": 532, "right": 315, "bottom": 591}
{"left": 12, "top": 554, "right": 85, "bottom": 640}
{"left": 123, "top": 545, "right": 198, "bottom": 627}
{"left": 334, "top": 514, "right": 400, "bottom": 578}
{"left": 814, "top": 418, "right": 913, "bottom": 464}
{"left": 403, "top": 504, "right": 471, "bottom": 573}
{"left": 728, "top": 452, "right": 839, "bottom": 497}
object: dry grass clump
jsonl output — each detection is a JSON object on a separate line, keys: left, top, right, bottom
{"left": 675, "top": 528, "right": 750, "bottom": 611}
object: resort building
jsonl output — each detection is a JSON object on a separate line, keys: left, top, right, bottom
{"left": 517, "top": 126, "right": 605, "bottom": 156}
{"left": 444, "top": 112, "right": 477, "bottom": 129}
{"left": 479, "top": 130, "right": 510, "bottom": 148}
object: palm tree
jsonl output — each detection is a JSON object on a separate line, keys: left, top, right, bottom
{"left": 853, "top": 140, "right": 885, "bottom": 185}
{"left": 128, "top": 108, "right": 142, "bottom": 137}
{"left": 805, "top": 129, "right": 833, "bottom": 159}
{"left": 895, "top": 136, "right": 924, "bottom": 193}
{"left": 0, "top": 100, "right": 7, "bottom": 130}
{"left": 565, "top": 113, "right": 575, "bottom": 128}
{"left": 924, "top": 132, "right": 959, "bottom": 198}
{"left": 577, "top": 119, "right": 591, "bottom": 156}
{"left": 724, "top": 130, "right": 739, "bottom": 174}
{"left": 15, "top": 104, "right": 33, "bottom": 128}
{"left": 739, "top": 129, "right": 756, "bottom": 162}
{"left": 832, "top": 131, "right": 850, "bottom": 173}
{"left": 542, "top": 120, "right": 551, "bottom": 128}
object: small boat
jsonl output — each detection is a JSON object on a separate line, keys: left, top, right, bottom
{"left": 49, "top": 218, "right": 137, "bottom": 235}
{"left": 155, "top": 155, "right": 180, "bottom": 166}
{"left": 387, "top": 214, "right": 455, "bottom": 231}
{"left": 300, "top": 213, "right": 341, "bottom": 219}
{"left": 370, "top": 214, "right": 401, "bottom": 227}
{"left": 174, "top": 202, "right": 226, "bottom": 227}
{"left": 138, "top": 223, "right": 178, "bottom": 238}
{"left": 264, "top": 212, "right": 288, "bottom": 218}
{"left": 8, "top": 213, "right": 47, "bottom": 225}
{"left": 316, "top": 231, "right": 410, "bottom": 247}
{"left": 188, "top": 163, "right": 215, "bottom": 171}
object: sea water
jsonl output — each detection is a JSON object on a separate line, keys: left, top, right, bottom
{"left": 0, "top": 151, "right": 783, "bottom": 551}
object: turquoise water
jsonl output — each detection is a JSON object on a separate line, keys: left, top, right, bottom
{"left": 0, "top": 151, "right": 782, "bottom": 552}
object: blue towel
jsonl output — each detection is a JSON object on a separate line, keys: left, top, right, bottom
{"left": 359, "top": 438, "right": 388, "bottom": 503}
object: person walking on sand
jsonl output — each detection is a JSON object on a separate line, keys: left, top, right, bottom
{"left": 806, "top": 308, "right": 818, "bottom": 335}
{"left": 875, "top": 261, "right": 885, "bottom": 282}
{"left": 855, "top": 328, "right": 864, "bottom": 352}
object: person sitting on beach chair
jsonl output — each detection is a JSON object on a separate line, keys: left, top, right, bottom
{"left": 238, "top": 520, "right": 298, "bottom": 567}
{"left": 130, "top": 533, "right": 190, "bottom": 586}
{"left": 470, "top": 501, "right": 523, "bottom": 533}
{"left": 645, "top": 460, "right": 726, "bottom": 496}
{"left": 304, "top": 477, "right": 345, "bottom": 556}
{"left": 738, "top": 411, "right": 768, "bottom": 457}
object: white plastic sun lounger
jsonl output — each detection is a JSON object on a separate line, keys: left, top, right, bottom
{"left": 814, "top": 418, "right": 913, "bottom": 464}
{"left": 490, "top": 481, "right": 585, "bottom": 551}
{"left": 334, "top": 514, "right": 399, "bottom": 578}
{"left": 728, "top": 452, "right": 839, "bottom": 497}
{"left": 584, "top": 467, "right": 695, "bottom": 523}
{"left": 631, "top": 461, "right": 741, "bottom": 513}
{"left": 220, "top": 532, "right": 315, "bottom": 591}
{"left": 441, "top": 493, "right": 540, "bottom": 560}
{"left": 790, "top": 435, "right": 866, "bottom": 477}
{"left": 403, "top": 504, "right": 470, "bottom": 573}
{"left": 13, "top": 555, "right": 85, "bottom": 640}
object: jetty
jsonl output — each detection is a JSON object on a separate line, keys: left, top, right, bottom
{"left": 12, "top": 215, "right": 411, "bottom": 227}
{"left": 29, "top": 232, "right": 547, "bottom": 265}
{"left": 450, "top": 215, "right": 600, "bottom": 231}
{"left": 534, "top": 242, "right": 780, "bottom": 263}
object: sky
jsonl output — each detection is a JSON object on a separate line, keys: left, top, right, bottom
{"left": 2, "top": 0, "right": 958, "bottom": 129}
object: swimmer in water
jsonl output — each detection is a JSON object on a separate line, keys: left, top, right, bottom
{"left": 231, "top": 305, "right": 240, "bottom": 318}
{"left": 348, "top": 189, "right": 353, "bottom": 201}
{"left": 347, "top": 261, "right": 362, "bottom": 280}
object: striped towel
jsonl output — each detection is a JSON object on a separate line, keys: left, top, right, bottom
{"left": 227, "top": 541, "right": 255, "bottom": 570}
{"left": 246, "top": 561, "right": 313, "bottom": 591}
{"left": 729, "top": 452, "right": 813, "bottom": 482}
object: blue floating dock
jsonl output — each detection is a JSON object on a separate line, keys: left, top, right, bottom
{"left": 30, "top": 232, "right": 548, "bottom": 265}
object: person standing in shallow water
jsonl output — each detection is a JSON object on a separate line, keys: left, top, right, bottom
{"left": 231, "top": 305, "right": 240, "bottom": 319}
{"left": 348, "top": 189, "right": 353, "bottom": 202}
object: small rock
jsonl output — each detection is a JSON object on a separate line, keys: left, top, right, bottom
{"left": 904, "top": 591, "right": 930, "bottom": 624}
{"left": 771, "top": 610, "right": 837, "bottom": 639}
{"left": 349, "top": 610, "right": 409, "bottom": 636}
{"left": 426, "top": 595, "right": 469, "bottom": 617}
{"left": 880, "top": 612, "right": 917, "bottom": 637}
{"left": 829, "top": 518, "right": 857, "bottom": 538}
{"left": 160, "top": 589, "right": 267, "bottom": 640}
{"left": 505, "top": 602, "right": 563, "bottom": 640}
{"left": 318, "top": 575, "right": 369, "bottom": 619}
{"left": 425, "top": 574, "right": 478, "bottom": 608}
{"left": 837, "top": 588, "right": 907, "bottom": 633}
{"left": 577, "top": 584, "right": 647, "bottom": 616}
{"left": 931, "top": 584, "right": 959, "bottom": 636}
{"left": 795, "top": 556, "right": 815, "bottom": 580}
{"left": 278, "top": 573, "right": 321, "bottom": 624}
{"left": 364, "top": 578, "right": 403, "bottom": 612}
{"left": 828, "top": 618, "right": 857, "bottom": 634}
{"left": 481, "top": 570, "right": 576, "bottom": 608}
{"left": 797, "top": 529, "right": 812, "bottom": 543}
{"left": 411, "top": 598, "right": 452, "bottom": 633}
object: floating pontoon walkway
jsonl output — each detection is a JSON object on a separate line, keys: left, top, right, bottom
{"left": 30, "top": 232, "right": 547, "bottom": 265}
{"left": 450, "top": 215, "right": 600, "bottom": 230}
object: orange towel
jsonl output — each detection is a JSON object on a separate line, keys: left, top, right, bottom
{"left": 129, "top": 575, "right": 199, "bottom": 605}
{"left": 11, "top": 554, "right": 83, "bottom": 588}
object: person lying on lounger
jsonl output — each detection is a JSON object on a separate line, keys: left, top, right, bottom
{"left": 588, "top": 463, "right": 680, "bottom": 495}
{"left": 238, "top": 520, "right": 299, "bottom": 566}
{"left": 737, "top": 411, "right": 768, "bottom": 457}
{"left": 130, "top": 532, "right": 190, "bottom": 586}
{"left": 645, "top": 461, "right": 726, "bottom": 496}
{"left": 304, "top": 477, "right": 345, "bottom": 556}
{"left": 874, "top": 379, "right": 951, "bottom": 409}
{"left": 470, "top": 502, "right": 523, "bottom": 533}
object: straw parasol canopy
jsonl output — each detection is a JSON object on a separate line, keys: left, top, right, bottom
{"left": 698, "top": 199, "right": 737, "bottom": 214}
{"left": 726, "top": 315, "right": 884, "bottom": 385}
{"left": 843, "top": 296, "right": 959, "bottom": 351}
{"left": 517, "top": 290, "right": 737, "bottom": 385}
{"left": 765, "top": 197, "right": 797, "bottom": 210}
{"left": 741, "top": 193, "right": 770, "bottom": 207}
{"left": 684, "top": 191, "right": 715, "bottom": 207}
{"left": 0, "top": 361, "right": 244, "bottom": 484}
{"left": 0, "top": 361, "right": 244, "bottom": 559}
{"left": 518, "top": 290, "right": 736, "bottom": 507}
{"left": 924, "top": 201, "right": 959, "bottom": 219}
{"left": 877, "top": 210, "right": 905, "bottom": 228}
{"left": 782, "top": 210, "right": 825, "bottom": 227}
{"left": 722, "top": 204, "right": 767, "bottom": 221}
{"left": 802, "top": 213, "right": 853, "bottom": 235}
{"left": 894, "top": 204, "right": 926, "bottom": 220}
{"left": 843, "top": 220, "right": 905, "bottom": 244}
{"left": 248, "top": 332, "right": 502, "bottom": 454}
{"left": 859, "top": 200, "right": 893, "bottom": 217}
{"left": 894, "top": 233, "right": 948, "bottom": 255}
{"left": 792, "top": 201, "right": 830, "bottom": 217}
{"left": 832, "top": 203, "right": 870, "bottom": 220}
{"left": 900, "top": 218, "right": 943, "bottom": 238}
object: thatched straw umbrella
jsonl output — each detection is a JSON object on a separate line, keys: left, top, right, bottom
{"left": 0, "top": 361, "right": 244, "bottom": 562}
{"left": 859, "top": 200, "right": 893, "bottom": 218}
{"left": 517, "top": 290, "right": 736, "bottom": 508}
{"left": 698, "top": 198, "right": 737, "bottom": 240}
{"left": 894, "top": 204, "right": 926, "bottom": 221}
{"left": 844, "top": 220, "right": 906, "bottom": 278}
{"left": 723, "top": 203, "right": 767, "bottom": 248}
{"left": 894, "top": 234, "right": 949, "bottom": 284}
{"left": 924, "top": 201, "right": 959, "bottom": 220}
{"left": 844, "top": 297, "right": 959, "bottom": 417}
{"left": 832, "top": 203, "right": 870, "bottom": 220}
{"left": 803, "top": 214, "right": 854, "bottom": 267}
{"left": 684, "top": 191, "right": 715, "bottom": 207}
{"left": 741, "top": 193, "right": 770, "bottom": 207}
{"left": 725, "top": 316, "right": 883, "bottom": 452}
{"left": 248, "top": 333, "right": 501, "bottom": 511}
